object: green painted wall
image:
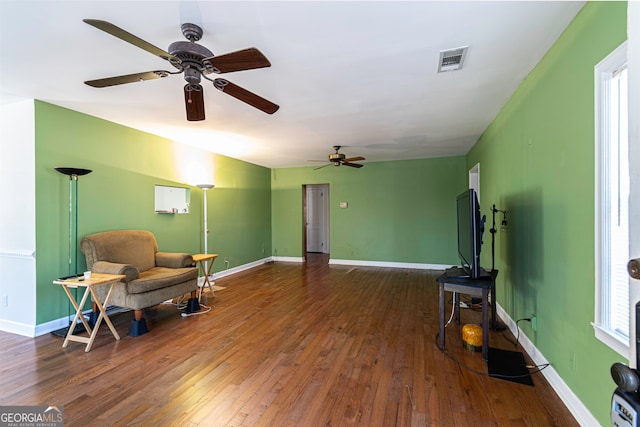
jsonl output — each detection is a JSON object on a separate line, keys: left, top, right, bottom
{"left": 34, "top": 101, "right": 271, "bottom": 324}
{"left": 467, "top": 2, "right": 626, "bottom": 423}
{"left": 272, "top": 156, "right": 466, "bottom": 264}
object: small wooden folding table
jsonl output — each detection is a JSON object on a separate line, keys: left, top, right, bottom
{"left": 53, "top": 273, "right": 125, "bottom": 352}
{"left": 192, "top": 253, "right": 219, "bottom": 301}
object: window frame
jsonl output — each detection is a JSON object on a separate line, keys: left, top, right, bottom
{"left": 593, "top": 41, "right": 629, "bottom": 358}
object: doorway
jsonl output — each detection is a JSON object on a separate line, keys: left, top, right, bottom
{"left": 303, "top": 184, "right": 330, "bottom": 260}
{"left": 469, "top": 163, "right": 480, "bottom": 202}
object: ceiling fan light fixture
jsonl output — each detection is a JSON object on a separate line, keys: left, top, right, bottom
{"left": 437, "top": 46, "right": 468, "bottom": 73}
{"left": 329, "top": 153, "right": 345, "bottom": 162}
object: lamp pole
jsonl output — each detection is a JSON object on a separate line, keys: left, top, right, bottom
{"left": 196, "top": 184, "right": 215, "bottom": 273}
{"left": 55, "top": 167, "right": 92, "bottom": 274}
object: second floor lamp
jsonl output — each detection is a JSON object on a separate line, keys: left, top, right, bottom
{"left": 196, "top": 183, "right": 215, "bottom": 273}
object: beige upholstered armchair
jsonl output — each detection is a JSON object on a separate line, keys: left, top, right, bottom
{"left": 80, "top": 230, "right": 199, "bottom": 336}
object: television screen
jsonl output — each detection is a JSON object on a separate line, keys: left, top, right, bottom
{"left": 456, "top": 189, "right": 483, "bottom": 278}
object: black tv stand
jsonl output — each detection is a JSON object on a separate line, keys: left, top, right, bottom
{"left": 444, "top": 266, "right": 468, "bottom": 279}
{"left": 444, "top": 266, "right": 492, "bottom": 280}
{"left": 437, "top": 268, "right": 498, "bottom": 361}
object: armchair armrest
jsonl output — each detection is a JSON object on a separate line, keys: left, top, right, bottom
{"left": 155, "top": 252, "right": 194, "bottom": 269}
{"left": 91, "top": 261, "right": 139, "bottom": 282}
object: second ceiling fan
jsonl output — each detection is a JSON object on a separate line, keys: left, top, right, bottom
{"left": 83, "top": 19, "right": 279, "bottom": 121}
{"left": 311, "top": 146, "right": 366, "bottom": 170}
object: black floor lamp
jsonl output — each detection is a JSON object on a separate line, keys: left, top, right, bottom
{"left": 51, "top": 167, "right": 92, "bottom": 337}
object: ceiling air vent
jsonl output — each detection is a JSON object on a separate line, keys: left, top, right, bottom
{"left": 437, "top": 46, "right": 468, "bottom": 73}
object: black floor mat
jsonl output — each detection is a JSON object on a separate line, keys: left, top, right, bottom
{"left": 488, "top": 347, "right": 534, "bottom": 386}
{"left": 51, "top": 324, "right": 86, "bottom": 337}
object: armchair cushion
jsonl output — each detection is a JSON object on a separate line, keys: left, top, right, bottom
{"left": 127, "top": 267, "right": 198, "bottom": 294}
{"left": 92, "top": 261, "right": 139, "bottom": 282}
{"left": 155, "top": 252, "right": 194, "bottom": 269}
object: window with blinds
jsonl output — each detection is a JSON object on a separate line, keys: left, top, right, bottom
{"left": 594, "top": 41, "right": 630, "bottom": 357}
{"left": 609, "top": 66, "right": 630, "bottom": 338}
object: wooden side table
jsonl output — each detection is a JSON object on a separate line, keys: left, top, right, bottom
{"left": 192, "top": 253, "right": 218, "bottom": 301}
{"left": 53, "top": 273, "right": 125, "bottom": 352}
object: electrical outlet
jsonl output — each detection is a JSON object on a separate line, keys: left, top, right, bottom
{"left": 530, "top": 315, "right": 537, "bottom": 332}
{"left": 1, "top": 295, "right": 8, "bottom": 307}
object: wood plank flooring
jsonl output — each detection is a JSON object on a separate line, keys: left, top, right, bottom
{"left": 0, "top": 254, "right": 577, "bottom": 426}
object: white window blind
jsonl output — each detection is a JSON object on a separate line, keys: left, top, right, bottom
{"left": 608, "top": 67, "right": 629, "bottom": 338}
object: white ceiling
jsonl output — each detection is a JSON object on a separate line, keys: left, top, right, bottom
{"left": 0, "top": 1, "right": 584, "bottom": 168}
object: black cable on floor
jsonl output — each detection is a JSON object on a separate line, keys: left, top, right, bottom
{"left": 434, "top": 332, "right": 550, "bottom": 380}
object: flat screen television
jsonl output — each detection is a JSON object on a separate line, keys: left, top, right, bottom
{"left": 456, "top": 188, "right": 485, "bottom": 279}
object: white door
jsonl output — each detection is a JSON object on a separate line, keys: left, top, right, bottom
{"left": 306, "top": 185, "right": 328, "bottom": 253}
{"left": 628, "top": 3, "right": 640, "bottom": 368}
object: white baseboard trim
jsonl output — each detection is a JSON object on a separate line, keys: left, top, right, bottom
{"left": 0, "top": 318, "right": 37, "bottom": 337}
{"left": 212, "top": 257, "right": 275, "bottom": 280}
{"left": 1, "top": 314, "right": 80, "bottom": 337}
{"left": 329, "top": 258, "right": 451, "bottom": 270}
{"left": 28, "top": 307, "right": 128, "bottom": 337}
{"left": 34, "top": 316, "right": 76, "bottom": 337}
{"left": 271, "top": 256, "right": 305, "bottom": 263}
{"left": 496, "top": 303, "right": 598, "bottom": 426}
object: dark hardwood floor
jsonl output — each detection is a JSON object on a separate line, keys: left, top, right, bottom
{"left": 0, "top": 254, "right": 577, "bottom": 426}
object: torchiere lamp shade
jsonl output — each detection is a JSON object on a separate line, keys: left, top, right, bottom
{"left": 55, "top": 167, "right": 92, "bottom": 177}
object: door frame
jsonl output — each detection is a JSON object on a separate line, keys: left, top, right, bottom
{"left": 627, "top": 2, "right": 639, "bottom": 367}
{"left": 303, "top": 185, "right": 308, "bottom": 260}
{"left": 302, "top": 183, "right": 330, "bottom": 260}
